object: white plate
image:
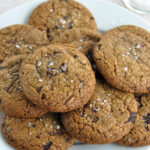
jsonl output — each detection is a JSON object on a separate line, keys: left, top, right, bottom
{"left": 0, "top": 0, "right": 150, "bottom": 150}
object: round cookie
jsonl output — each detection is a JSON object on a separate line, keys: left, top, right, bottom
{"left": 28, "top": 0, "right": 97, "bottom": 41}
{"left": 61, "top": 80, "right": 138, "bottom": 144}
{"left": 52, "top": 28, "right": 100, "bottom": 56}
{"left": 117, "top": 94, "right": 150, "bottom": 146}
{"left": 52, "top": 28, "right": 102, "bottom": 79}
{"left": 20, "top": 44, "right": 96, "bottom": 112}
{"left": 0, "top": 24, "right": 49, "bottom": 64}
{"left": 93, "top": 25, "right": 150, "bottom": 94}
{"left": 0, "top": 55, "right": 48, "bottom": 118}
{"left": 1, "top": 113, "right": 74, "bottom": 150}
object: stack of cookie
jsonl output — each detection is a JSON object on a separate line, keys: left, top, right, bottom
{"left": 0, "top": 0, "right": 150, "bottom": 149}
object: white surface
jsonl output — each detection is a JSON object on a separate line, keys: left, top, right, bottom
{"left": 0, "top": 0, "right": 150, "bottom": 150}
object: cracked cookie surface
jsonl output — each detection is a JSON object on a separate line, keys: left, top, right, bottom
{"left": 61, "top": 80, "right": 137, "bottom": 144}
{"left": 52, "top": 28, "right": 102, "bottom": 79}
{"left": 93, "top": 25, "right": 150, "bottom": 94}
{"left": 0, "top": 55, "right": 48, "bottom": 118}
{"left": 117, "top": 94, "right": 150, "bottom": 146}
{"left": 1, "top": 113, "right": 74, "bottom": 150}
{"left": 0, "top": 24, "right": 49, "bottom": 64}
{"left": 20, "top": 44, "right": 96, "bottom": 112}
{"left": 28, "top": 0, "right": 97, "bottom": 41}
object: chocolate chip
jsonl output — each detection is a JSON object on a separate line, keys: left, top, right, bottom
{"left": 74, "top": 55, "right": 79, "bottom": 59}
{"left": 55, "top": 24, "right": 61, "bottom": 30}
{"left": 143, "top": 113, "right": 150, "bottom": 124}
{"left": 0, "top": 60, "right": 2, "bottom": 64}
{"left": 41, "top": 94, "right": 46, "bottom": 100}
{"left": 47, "top": 28, "right": 50, "bottom": 38}
{"left": 91, "top": 108, "right": 99, "bottom": 112}
{"left": 57, "top": 129, "right": 65, "bottom": 135}
{"left": 68, "top": 21, "right": 74, "bottom": 29}
{"left": 43, "top": 142, "right": 52, "bottom": 150}
{"left": 36, "top": 135, "right": 40, "bottom": 138}
{"left": 93, "top": 117, "right": 99, "bottom": 123}
{"left": 126, "top": 112, "right": 137, "bottom": 123}
{"left": 134, "top": 94, "right": 142, "bottom": 109}
{"left": 54, "top": 51, "right": 59, "bottom": 55}
{"left": 65, "top": 138, "right": 70, "bottom": 143}
{"left": 0, "top": 98, "right": 1, "bottom": 104}
{"left": 98, "top": 44, "right": 102, "bottom": 50}
{"left": 147, "top": 87, "right": 150, "bottom": 92}
{"left": 4, "top": 83, "right": 13, "bottom": 94}
{"left": 64, "top": 96, "right": 72, "bottom": 104}
{"left": 36, "top": 86, "right": 43, "bottom": 93}
{"left": 59, "top": 63, "right": 68, "bottom": 72}
{"left": 32, "top": 124, "right": 36, "bottom": 128}
{"left": 48, "top": 132, "right": 55, "bottom": 136}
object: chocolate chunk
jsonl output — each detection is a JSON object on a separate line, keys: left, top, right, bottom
{"left": 65, "top": 138, "right": 70, "bottom": 143}
{"left": 55, "top": 24, "right": 61, "bottom": 30}
{"left": 91, "top": 108, "right": 99, "bottom": 112}
{"left": 98, "top": 44, "right": 102, "bottom": 50}
{"left": 0, "top": 60, "right": 2, "bottom": 64}
{"left": 36, "top": 135, "right": 40, "bottom": 138}
{"left": 57, "top": 129, "right": 65, "bottom": 136}
{"left": 32, "top": 124, "right": 36, "bottom": 128}
{"left": 47, "top": 68, "right": 56, "bottom": 76}
{"left": 43, "top": 142, "right": 52, "bottom": 150}
{"left": 126, "top": 112, "right": 137, "bottom": 123}
{"left": 41, "top": 94, "right": 46, "bottom": 100}
{"left": 64, "top": 96, "right": 72, "bottom": 104}
{"left": 68, "top": 21, "right": 74, "bottom": 29}
{"left": 74, "top": 55, "right": 79, "bottom": 59}
{"left": 60, "top": 63, "right": 68, "bottom": 72}
{"left": 0, "top": 98, "right": 1, "bottom": 104}
{"left": 143, "top": 113, "right": 150, "bottom": 124}
{"left": 36, "top": 86, "right": 43, "bottom": 93}
{"left": 4, "top": 83, "right": 13, "bottom": 93}
{"left": 48, "top": 132, "right": 55, "bottom": 136}
{"left": 93, "top": 117, "right": 99, "bottom": 123}
{"left": 134, "top": 94, "right": 142, "bottom": 109}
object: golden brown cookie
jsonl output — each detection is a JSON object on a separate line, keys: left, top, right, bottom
{"left": 52, "top": 28, "right": 100, "bottom": 56}
{"left": 117, "top": 94, "right": 150, "bottom": 146}
{"left": 52, "top": 28, "right": 102, "bottom": 79}
{"left": 93, "top": 25, "right": 150, "bottom": 94}
{"left": 28, "top": 0, "right": 97, "bottom": 41}
{"left": 0, "top": 24, "right": 49, "bottom": 64}
{"left": 1, "top": 113, "right": 74, "bottom": 150}
{"left": 20, "top": 44, "right": 96, "bottom": 112}
{"left": 61, "top": 80, "right": 138, "bottom": 144}
{"left": 0, "top": 55, "right": 48, "bottom": 118}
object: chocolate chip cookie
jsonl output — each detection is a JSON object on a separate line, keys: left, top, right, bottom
{"left": 20, "top": 44, "right": 96, "bottom": 112}
{"left": 0, "top": 55, "right": 48, "bottom": 118}
{"left": 1, "top": 113, "right": 74, "bottom": 150}
{"left": 28, "top": 0, "right": 97, "bottom": 41}
{"left": 0, "top": 24, "right": 49, "bottom": 64}
{"left": 52, "top": 28, "right": 101, "bottom": 78}
{"left": 61, "top": 80, "right": 138, "bottom": 144}
{"left": 93, "top": 25, "right": 150, "bottom": 94}
{"left": 117, "top": 94, "right": 150, "bottom": 146}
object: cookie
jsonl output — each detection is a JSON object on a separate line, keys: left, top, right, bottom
{"left": 0, "top": 55, "right": 48, "bottom": 118}
{"left": 20, "top": 44, "right": 96, "bottom": 112}
{"left": 52, "top": 28, "right": 102, "bottom": 78}
{"left": 61, "top": 80, "right": 138, "bottom": 144}
{"left": 0, "top": 24, "right": 49, "bottom": 64}
{"left": 93, "top": 25, "right": 150, "bottom": 94}
{"left": 117, "top": 94, "right": 150, "bottom": 146}
{"left": 28, "top": 0, "right": 97, "bottom": 41}
{"left": 1, "top": 113, "right": 74, "bottom": 150}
